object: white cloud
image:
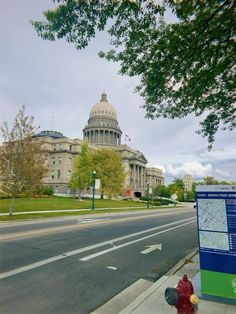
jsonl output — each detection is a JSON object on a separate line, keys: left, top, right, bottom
{"left": 166, "top": 161, "right": 212, "bottom": 178}
{"left": 215, "top": 169, "right": 230, "bottom": 178}
{"left": 153, "top": 164, "right": 166, "bottom": 174}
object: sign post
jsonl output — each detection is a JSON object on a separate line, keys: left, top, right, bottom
{"left": 196, "top": 185, "right": 236, "bottom": 300}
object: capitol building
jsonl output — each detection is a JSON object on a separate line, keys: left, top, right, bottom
{"left": 36, "top": 92, "right": 164, "bottom": 197}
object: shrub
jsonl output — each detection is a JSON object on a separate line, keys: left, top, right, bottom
{"left": 40, "top": 186, "right": 54, "bottom": 196}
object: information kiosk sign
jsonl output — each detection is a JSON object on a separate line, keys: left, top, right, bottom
{"left": 196, "top": 185, "right": 236, "bottom": 300}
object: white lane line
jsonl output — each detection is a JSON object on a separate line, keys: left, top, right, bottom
{"left": 77, "top": 218, "right": 110, "bottom": 224}
{"left": 107, "top": 266, "right": 117, "bottom": 271}
{"left": 79, "top": 220, "right": 195, "bottom": 261}
{"left": 0, "top": 255, "right": 67, "bottom": 280}
{"left": 0, "top": 217, "right": 195, "bottom": 280}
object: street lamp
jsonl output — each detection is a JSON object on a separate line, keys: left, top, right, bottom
{"left": 146, "top": 182, "right": 150, "bottom": 209}
{"left": 91, "top": 170, "right": 96, "bottom": 210}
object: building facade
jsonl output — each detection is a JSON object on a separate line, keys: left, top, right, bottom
{"left": 183, "top": 174, "right": 194, "bottom": 191}
{"left": 146, "top": 167, "right": 164, "bottom": 190}
{"left": 33, "top": 92, "right": 164, "bottom": 197}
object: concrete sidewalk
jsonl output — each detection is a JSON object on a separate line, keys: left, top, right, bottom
{"left": 93, "top": 250, "right": 236, "bottom": 314}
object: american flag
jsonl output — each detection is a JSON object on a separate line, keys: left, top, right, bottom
{"left": 125, "top": 134, "right": 131, "bottom": 142}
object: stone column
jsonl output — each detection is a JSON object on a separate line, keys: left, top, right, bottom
{"left": 139, "top": 166, "right": 141, "bottom": 189}
{"left": 141, "top": 166, "right": 143, "bottom": 189}
{"left": 130, "top": 164, "right": 133, "bottom": 188}
{"left": 135, "top": 165, "right": 138, "bottom": 189}
{"left": 138, "top": 166, "right": 141, "bottom": 189}
{"left": 143, "top": 167, "right": 145, "bottom": 188}
{"left": 137, "top": 165, "right": 139, "bottom": 188}
{"left": 132, "top": 164, "right": 135, "bottom": 189}
{"left": 101, "top": 130, "right": 104, "bottom": 144}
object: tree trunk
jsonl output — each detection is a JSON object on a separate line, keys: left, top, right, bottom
{"left": 78, "top": 190, "right": 82, "bottom": 201}
{"left": 9, "top": 196, "right": 14, "bottom": 216}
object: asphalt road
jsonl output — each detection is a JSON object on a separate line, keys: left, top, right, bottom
{"left": 0, "top": 207, "right": 197, "bottom": 314}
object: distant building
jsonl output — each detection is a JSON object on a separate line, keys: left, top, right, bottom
{"left": 146, "top": 167, "right": 164, "bottom": 190}
{"left": 183, "top": 174, "right": 194, "bottom": 191}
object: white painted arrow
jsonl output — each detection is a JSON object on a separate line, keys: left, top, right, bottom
{"left": 140, "top": 244, "right": 162, "bottom": 255}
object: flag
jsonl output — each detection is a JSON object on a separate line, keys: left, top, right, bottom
{"left": 125, "top": 134, "right": 131, "bottom": 142}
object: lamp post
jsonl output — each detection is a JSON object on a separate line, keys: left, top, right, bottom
{"left": 91, "top": 170, "right": 96, "bottom": 210}
{"left": 146, "top": 182, "right": 150, "bottom": 209}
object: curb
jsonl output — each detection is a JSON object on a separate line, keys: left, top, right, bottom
{"left": 91, "top": 278, "right": 153, "bottom": 314}
{"left": 166, "top": 248, "right": 198, "bottom": 277}
{"left": 118, "top": 276, "right": 170, "bottom": 314}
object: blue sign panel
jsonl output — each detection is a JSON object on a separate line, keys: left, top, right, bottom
{"left": 196, "top": 186, "right": 236, "bottom": 274}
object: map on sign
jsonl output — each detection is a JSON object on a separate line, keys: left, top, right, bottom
{"left": 198, "top": 199, "right": 227, "bottom": 232}
{"left": 199, "top": 231, "right": 229, "bottom": 251}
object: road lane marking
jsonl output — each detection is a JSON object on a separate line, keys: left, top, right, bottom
{"left": 79, "top": 220, "right": 195, "bottom": 261}
{"left": 107, "top": 266, "right": 117, "bottom": 271}
{"left": 77, "top": 218, "right": 110, "bottom": 224}
{"left": 140, "top": 244, "right": 162, "bottom": 255}
{"left": 0, "top": 210, "right": 193, "bottom": 240}
{"left": 0, "top": 217, "right": 195, "bottom": 280}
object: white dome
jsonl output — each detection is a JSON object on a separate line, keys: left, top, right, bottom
{"left": 89, "top": 92, "right": 117, "bottom": 120}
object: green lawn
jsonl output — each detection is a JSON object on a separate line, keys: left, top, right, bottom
{"left": 0, "top": 197, "right": 142, "bottom": 213}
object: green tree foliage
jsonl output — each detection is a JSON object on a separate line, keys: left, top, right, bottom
{"left": 91, "top": 148, "right": 125, "bottom": 198}
{"left": 32, "top": 0, "right": 235, "bottom": 148}
{"left": 201, "top": 176, "right": 234, "bottom": 185}
{"left": 0, "top": 106, "right": 47, "bottom": 215}
{"left": 69, "top": 141, "right": 93, "bottom": 198}
{"left": 203, "top": 176, "right": 219, "bottom": 185}
{"left": 172, "top": 178, "right": 184, "bottom": 190}
{"left": 153, "top": 184, "right": 171, "bottom": 198}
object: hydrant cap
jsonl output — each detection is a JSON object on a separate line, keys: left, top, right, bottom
{"left": 165, "top": 287, "right": 179, "bottom": 306}
{"left": 190, "top": 294, "right": 199, "bottom": 305}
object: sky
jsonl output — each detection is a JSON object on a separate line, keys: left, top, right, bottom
{"left": 0, "top": 0, "right": 235, "bottom": 184}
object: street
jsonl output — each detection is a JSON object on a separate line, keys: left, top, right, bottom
{"left": 0, "top": 207, "right": 197, "bottom": 314}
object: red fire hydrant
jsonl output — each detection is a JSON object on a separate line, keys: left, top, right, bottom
{"left": 165, "top": 274, "right": 199, "bottom": 314}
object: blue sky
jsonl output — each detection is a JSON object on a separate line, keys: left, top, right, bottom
{"left": 0, "top": 0, "right": 235, "bottom": 184}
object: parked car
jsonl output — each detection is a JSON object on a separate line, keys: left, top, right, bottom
{"left": 193, "top": 202, "right": 196, "bottom": 208}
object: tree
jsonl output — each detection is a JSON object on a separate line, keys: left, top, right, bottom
{"left": 153, "top": 184, "right": 171, "bottom": 198}
{"left": 91, "top": 148, "right": 125, "bottom": 198}
{"left": 203, "top": 176, "right": 219, "bottom": 185}
{"left": 172, "top": 178, "right": 184, "bottom": 190}
{"left": 32, "top": 0, "right": 235, "bottom": 148}
{"left": 69, "top": 141, "right": 93, "bottom": 199}
{"left": 0, "top": 106, "right": 47, "bottom": 215}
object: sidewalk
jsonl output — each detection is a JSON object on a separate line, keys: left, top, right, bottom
{"left": 92, "top": 250, "right": 236, "bottom": 314}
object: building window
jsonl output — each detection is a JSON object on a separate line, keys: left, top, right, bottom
{"left": 52, "top": 160, "right": 55, "bottom": 164}
{"left": 57, "top": 170, "right": 61, "bottom": 179}
{"left": 69, "top": 145, "right": 72, "bottom": 151}
{"left": 52, "top": 175, "right": 54, "bottom": 179}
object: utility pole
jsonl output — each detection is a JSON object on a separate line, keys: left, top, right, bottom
{"left": 147, "top": 182, "right": 150, "bottom": 209}
{"left": 91, "top": 170, "right": 96, "bottom": 210}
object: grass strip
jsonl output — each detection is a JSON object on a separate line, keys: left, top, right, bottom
{"left": 0, "top": 197, "right": 142, "bottom": 213}
{"left": 0, "top": 206, "right": 175, "bottom": 221}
